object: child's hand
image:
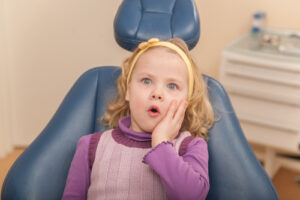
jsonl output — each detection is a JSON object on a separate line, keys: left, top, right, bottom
{"left": 151, "top": 100, "right": 188, "bottom": 148}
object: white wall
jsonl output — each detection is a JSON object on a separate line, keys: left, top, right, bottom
{"left": 3, "top": 0, "right": 129, "bottom": 146}
{"left": 0, "top": 0, "right": 13, "bottom": 157}
{"left": 1, "top": 0, "right": 300, "bottom": 150}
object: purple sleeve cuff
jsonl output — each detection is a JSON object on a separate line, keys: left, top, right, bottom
{"left": 62, "top": 135, "right": 92, "bottom": 200}
{"left": 143, "top": 138, "right": 209, "bottom": 200}
{"left": 142, "top": 141, "right": 174, "bottom": 164}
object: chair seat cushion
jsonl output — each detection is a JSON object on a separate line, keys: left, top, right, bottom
{"left": 114, "top": 0, "right": 200, "bottom": 51}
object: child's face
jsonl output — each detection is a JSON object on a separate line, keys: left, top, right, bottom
{"left": 126, "top": 47, "right": 189, "bottom": 133}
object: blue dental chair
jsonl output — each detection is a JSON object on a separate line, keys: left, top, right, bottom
{"left": 1, "top": 0, "right": 278, "bottom": 199}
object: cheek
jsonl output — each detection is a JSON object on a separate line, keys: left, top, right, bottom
{"left": 180, "top": 87, "right": 189, "bottom": 100}
{"left": 132, "top": 99, "right": 144, "bottom": 110}
{"left": 168, "top": 86, "right": 189, "bottom": 99}
{"left": 166, "top": 91, "right": 188, "bottom": 103}
{"left": 128, "top": 91, "right": 146, "bottom": 112}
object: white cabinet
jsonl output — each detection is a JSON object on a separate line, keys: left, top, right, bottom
{"left": 219, "top": 31, "right": 300, "bottom": 176}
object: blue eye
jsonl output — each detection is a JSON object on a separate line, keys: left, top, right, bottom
{"left": 168, "top": 83, "right": 178, "bottom": 90}
{"left": 142, "top": 78, "right": 152, "bottom": 84}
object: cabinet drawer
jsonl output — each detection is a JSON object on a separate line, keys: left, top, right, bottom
{"left": 229, "top": 94, "right": 300, "bottom": 132}
{"left": 229, "top": 94, "right": 300, "bottom": 153}
{"left": 224, "top": 60, "right": 300, "bottom": 87}
{"left": 240, "top": 122, "right": 300, "bottom": 153}
{"left": 222, "top": 76, "right": 300, "bottom": 106}
{"left": 221, "top": 58, "right": 300, "bottom": 106}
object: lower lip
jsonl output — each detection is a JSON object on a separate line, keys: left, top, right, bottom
{"left": 148, "top": 110, "right": 160, "bottom": 117}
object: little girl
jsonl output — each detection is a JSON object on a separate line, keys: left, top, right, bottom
{"left": 62, "top": 38, "right": 214, "bottom": 200}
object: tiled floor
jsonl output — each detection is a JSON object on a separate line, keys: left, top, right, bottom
{"left": 1, "top": 148, "right": 300, "bottom": 199}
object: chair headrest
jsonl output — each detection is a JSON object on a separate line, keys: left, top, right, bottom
{"left": 114, "top": 0, "right": 200, "bottom": 51}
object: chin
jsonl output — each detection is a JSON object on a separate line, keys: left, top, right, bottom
{"left": 141, "top": 125, "right": 155, "bottom": 133}
{"left": 142, "top": 127, "right": 154, "bottom": 133}
{"left": 135, "top": 120, "right": 157, "bottom": 133}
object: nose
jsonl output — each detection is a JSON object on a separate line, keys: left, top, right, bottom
{"left": 150, "top": 88, "right": 164, "bottom": 101}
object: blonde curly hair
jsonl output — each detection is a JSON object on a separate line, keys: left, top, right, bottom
{"left": 101, "top": 38, "right": 214, "bottom": 140}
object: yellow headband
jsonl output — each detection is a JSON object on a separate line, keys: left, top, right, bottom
{"left": 126, "top": 38, "right": 194, "bottom": 101}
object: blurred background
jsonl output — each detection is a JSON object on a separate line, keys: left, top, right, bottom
{"left": 1, "top": 0, "right": 300, "bottom": 198}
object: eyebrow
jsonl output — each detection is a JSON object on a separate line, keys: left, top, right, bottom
{"left": 166, "top": 77, "right": 184, "bottom": 85}
{"left": 137, "top": 72, "right": 155, "bottom": 78}
{"left": 137, "top": 72, "right": 185, "bottom": 85}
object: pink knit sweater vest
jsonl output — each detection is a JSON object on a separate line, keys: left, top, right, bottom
{"left": 87, "top": 130, "right": 191, "bottom": 200}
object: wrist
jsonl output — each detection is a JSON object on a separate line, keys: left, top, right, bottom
{"left": 151, "top": 137, "right": 170, "bottom": 148}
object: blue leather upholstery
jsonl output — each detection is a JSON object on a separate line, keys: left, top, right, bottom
{"left": 114, "top": 0, "right": 200, "bottom": 51}
{"left": 2, "top": 67, "right": 278, "bottom": 200}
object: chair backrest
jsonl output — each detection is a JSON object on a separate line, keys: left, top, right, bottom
{"left": 2, "top": 66, "right": 278, "bottom": 199}
{"left": 114, "top": 0, "right": 200, "bottom": 51}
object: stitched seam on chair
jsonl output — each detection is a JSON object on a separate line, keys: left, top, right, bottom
{"left": 134, "top": 0, "right": 143, "bottom": 39}
{"left": 143, "top": 10, "right": 171, "bottom": 15}
{"left": 115, "top": 31, "right": 198, "bottom": 44}
{"left": 114, "top": 34, "right": 144, "bottom": 44}
{"left": 170, "top": 0, "right": 177, "bottom": 37}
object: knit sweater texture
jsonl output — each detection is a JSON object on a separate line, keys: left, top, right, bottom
{"left": 62, "top": 116, "right": 209, "bottom": 200}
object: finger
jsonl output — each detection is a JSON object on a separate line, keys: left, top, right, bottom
{"left": 173, "top": 100, "right": 188, "bottom": 122}
{"left": 166, "top": 100, "right": 177, "bottom": 119}
{"left": 173, "top": 99, "right": 185, "bottom": 115}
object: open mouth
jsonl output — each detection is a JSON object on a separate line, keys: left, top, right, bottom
{"left": 148, "top": 105, "right": 160, "bottom": 116}
{"left": 150, "top": 108, "right": 158, "bottom": 113}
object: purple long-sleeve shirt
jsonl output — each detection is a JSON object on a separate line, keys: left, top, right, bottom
{"left": 62, "top": 116, "right": 209, "bottom": 199}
